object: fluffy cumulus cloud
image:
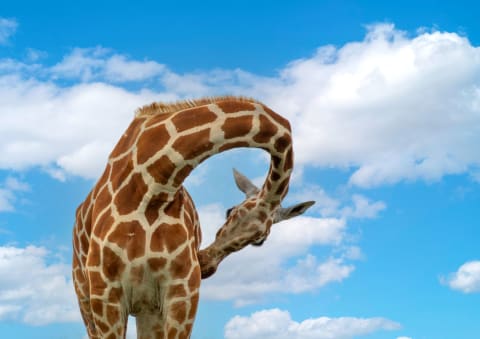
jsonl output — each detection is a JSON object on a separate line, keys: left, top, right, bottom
{"left": 0, "top": 245, "right": 80, "bottom": 325}
{"left": 224, "top": 308, "right": 401, "bottom": 339}
{"left": 443, "top": 260, "right": 480, "bottom": 293}
{"left": 2, "top": 24, "right": 480, "bottom": 187}
{"left": 261, "top": 24, "right": 480, "bottom": 187}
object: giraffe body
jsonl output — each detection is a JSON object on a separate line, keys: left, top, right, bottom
{"left": 72, "top": 97, "right": 312, "bottom": 338}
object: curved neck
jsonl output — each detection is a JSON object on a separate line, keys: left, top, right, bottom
{"left": 138, "top": 98, "right": 294, "bottom": 201}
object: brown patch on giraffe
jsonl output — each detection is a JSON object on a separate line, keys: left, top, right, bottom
{"left": 83, "top": 208, "right": 93, "bottom": 235}
{"left": 173, "top": 164, "right": 193, "bottom": 187}
{"left": 271, "top": 155, "right": 282, "bottom": 169}
{"left": 169, "top": 247, "right": 191, "bottom": 279}
{"left": 81, "top": 191, "right": 93, "bottom": 216}
{"left": 258, "top": 211, "right": 268, "bottom": 223}
{"left": 90, "top": 299, "right": 103, "bottom": 316}
{"left": 171, "top": 106, "right": 218, "bottom": 132}
{"left": 87, "top": 239, "right": 101, "bottom": 267}
{"left": 136, "top": 123, "right": 170, "bottom": 164}
{"left": 265, "top": 178, "right": 272, "bottom": 192}
{"left": 284, "top": 148, "right": 293, "bottom": 172}
{"left": 130, "top": 265, "right": 145, "bottom": 284}
{"left": 110, "top": 153, "right": 134, "bottom": 192}
{"left": 164, "top": 190, "right": 183, "bottom": 219}
{"left": 96, "top": 319, "right": 110, "bottom": 334}
{"left": 275, "top": 177, "right": 290, "bottom": 197}
{"left": 92, "top": 211, "right": 115, "bottom": 239}
{"left": 253, "top": 114, "right": 279, "bottom": 144}
{"left": 102, "top": 246, "right": 126, "bottom": 281}
{"left": 107, "top": 220, "right": 146, "bottom": 261}
{"left": 261, "top": 105, "right": 291, "bottom": 130}
{"left": 187, "top": 293, "right": 199, "bottom": 319}
{"left": 147, "top": 155, "right": 176, "bottom": 185}
{"left": 222, "top": 116, "right": 254, "bottom": 139}
{"left": 243, "top": 200, "right": 257, "bottom": 209}
{"left": 80, "top": 233, "right": 89, "bottom": 255}
{"left": 110, "top": 118, "right": 145, "bottom": 158}
{"left": 95, "top": 186, "right": 112, "bottom": 213}
{"left": 145, "top": 111, "right": 170, "bottom": 128}
{"left": 148, "top": 257, "right": 168, "bottom": 271}
{"left": 218, "top": 141, "right": 250, "bottom": 152}
{"left": 216, "top": 100, "right": 256, "bottom": 113}
{"left": 108, "top": 287, "right": 123, "bottom": 303}
{"left": 270, "top": 170, "right": 281, "bottom": 181}
{"left": 169, "top": 300, "right": 187, "bottom": 325}
{"left": 145, "top": 192, "right": 169, "bottom": 225}
{"left": 188, "top": 266, "right": 201, "bottom": 291}
{"left": 167, "top": 284, "right": 187, "bottom": 299}
{"left": 114, "top": 173, "right": 148, "bottom": 215}
{"left": 167, "top": 328, "right": 178, "bottom": 339}
{"left": 106, "top": 332, "right": 117, "bottom": 339}
{"left": 151, "top": 223, "right": 188, "bottom": 253}
{"left": 73, "top": 233, "right": 80, "bottom": 252}
{"left": 172, "top": 128, "right": 214, "bottom": 161}
{"left": 274, "top": 133, "right": 291, "bottom": 153}
{"left": 106, "top": 305, "right": 120, "bottom": 326}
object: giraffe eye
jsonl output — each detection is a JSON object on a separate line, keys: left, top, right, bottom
{"left": 226, "top": 207, "right": 234, "bottom": 218}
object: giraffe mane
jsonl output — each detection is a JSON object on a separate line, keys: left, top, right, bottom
{"left": 135, "top": 95, "right": 263, "bottom": 117}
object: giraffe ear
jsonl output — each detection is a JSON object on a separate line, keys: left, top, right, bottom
{"left": 233, "top": 168, "right": 260, "bottom": 198}
{"left": 274, "top": 201, "right": 315, "bottom": 223}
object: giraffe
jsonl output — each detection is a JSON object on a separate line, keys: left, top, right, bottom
{"left": 72, "top": 96, "right": 314, "bottom": 339}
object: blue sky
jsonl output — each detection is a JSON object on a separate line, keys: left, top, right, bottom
{"left": 1, "top": 1, "right": 480, "bottom": 338}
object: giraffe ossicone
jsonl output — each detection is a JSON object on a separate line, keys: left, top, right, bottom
{"left": 72, "top": 96, "right": 315, "bottom": 339}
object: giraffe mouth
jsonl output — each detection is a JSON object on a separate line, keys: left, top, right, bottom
{"left": 251, "top": 238, "right": 266, "bottom": 246}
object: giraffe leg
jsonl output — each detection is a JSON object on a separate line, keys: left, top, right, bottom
{"left": 87, "top": 270, "right": 127, "bottom": 339}
{"left": 90, "top": 297, "right": 127, "bottom": 339}
{"left": 164, "top": 291, "right": 199, "bottom": 339}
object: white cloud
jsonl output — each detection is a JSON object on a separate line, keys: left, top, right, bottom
{"left": 0, "top": 177, "right": 29, "bottom": 212}
{"left": 289, "top": 186, "right": 386, "bottom": 219}
{"left": 224, "top": 308, "right": 401, "bottom": 339}
{"left": 442, "top": 260, "right": 480, "bottom": 293}
{"left": 341, "top": 194, "right": 386, "bottom": 219}
{"left": 51, "top": 47, "right": 166, "bottom": 82}
{"left": 0, "top": 245, "right": 80, "bottom": 325}
{"left": 0, "top": 18, "right": 17, "bottom": 45}
{"left": 397, "top": 336, "right": 413, "bottom": 339}
{"left": 0, "top": 77, "right": 162, "bottom": 179}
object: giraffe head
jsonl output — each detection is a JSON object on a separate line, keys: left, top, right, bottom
{"left": 199, "top": 169, "right": 315, "bottom": 278}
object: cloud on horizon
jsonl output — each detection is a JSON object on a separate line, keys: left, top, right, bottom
{"left": 224, "top": 308, "right": 401, "bottom": 339}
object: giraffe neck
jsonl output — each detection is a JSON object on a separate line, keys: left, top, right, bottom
{"left": 132, "top": 98, "right": 293, "bottom": 203}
